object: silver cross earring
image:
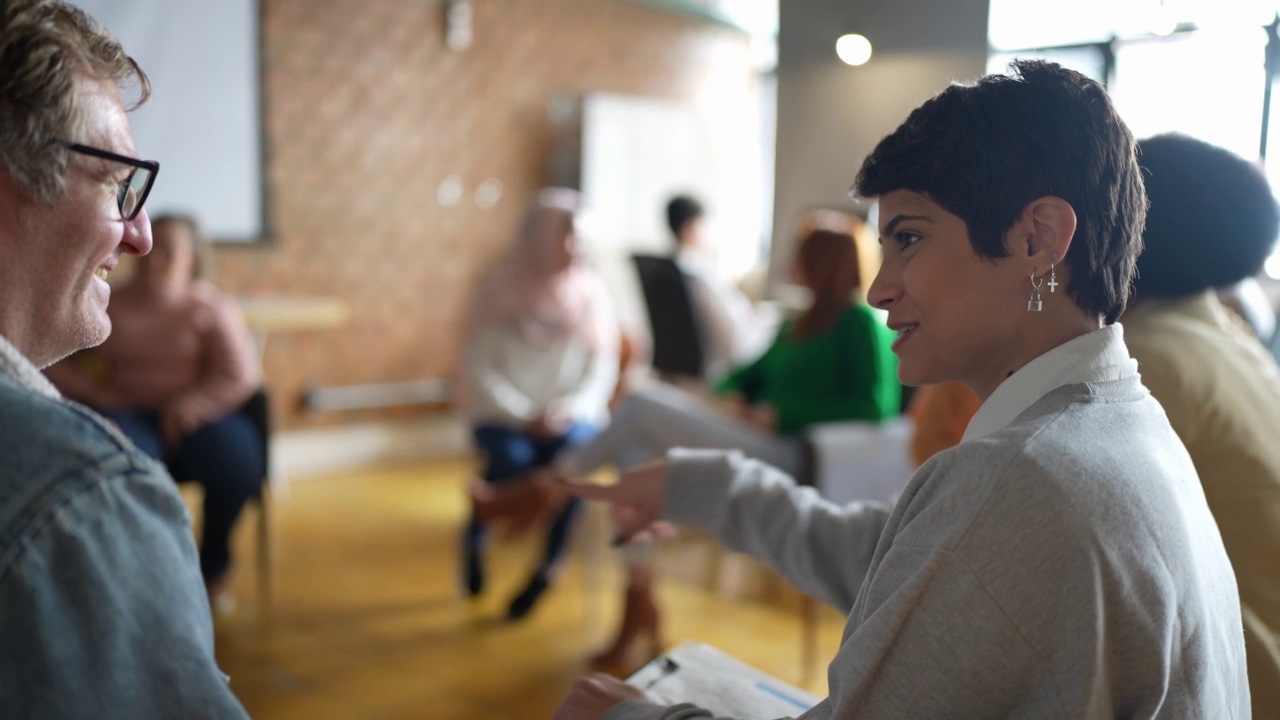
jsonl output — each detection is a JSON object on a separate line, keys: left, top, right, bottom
{"left": 1048, "top": 253, "right": 1059, "bottom": 293}
{"left": 1028, "top": 270, "right": 1043, "bottom": 312}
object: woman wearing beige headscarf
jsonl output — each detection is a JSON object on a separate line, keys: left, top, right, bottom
{"left": 458, "top": 187, "right": 618, "bottom": 620}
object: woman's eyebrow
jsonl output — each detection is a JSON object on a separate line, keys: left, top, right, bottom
{"left": 881, "top": 214, "right": 934, "bottom": 241}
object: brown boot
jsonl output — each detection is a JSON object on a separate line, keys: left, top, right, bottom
{"left": 591, "top": 582, "right": 662, "bottom": 671}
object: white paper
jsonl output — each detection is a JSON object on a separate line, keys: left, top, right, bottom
{"left": 627, "top": 640, "right": 820, "bottom": 719}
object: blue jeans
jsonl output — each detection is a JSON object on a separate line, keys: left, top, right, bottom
{"left": 467, "top": 422, "right": 596, "bottom": 575}
{"left": 103, "top": 409, "right": 264, "bottom": 582}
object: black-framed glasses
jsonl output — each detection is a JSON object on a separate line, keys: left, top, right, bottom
{"left": 61, "top": 142, "right": 159, "bottom": 221}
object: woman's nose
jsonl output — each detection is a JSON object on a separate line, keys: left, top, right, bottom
{"left": 866, "top": 264, "right": 900, "bottom": 309}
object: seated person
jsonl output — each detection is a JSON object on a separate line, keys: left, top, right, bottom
{"left": 556, "top": 219, "right": 900, "bottom": 669}
{"left": 662, "top": 194, "right": 774, "bottom": 383}
{"left": 45, "top": 214, "right": 263, "bottom": 606}
{"left": 1123, "top": 132, "right": 1280, "bottom": 716}
{"left": 906, "top": 381, "right": 980, "bottom": 468}
{"left": 458, "top": 187, "right": 618, "bottom": 620}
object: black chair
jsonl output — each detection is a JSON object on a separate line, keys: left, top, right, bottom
{"left": 241, "top": 387, "right": 273, "bottom": 616}
{"left": 631, "top": 254, "right": 706, "bottom": 382}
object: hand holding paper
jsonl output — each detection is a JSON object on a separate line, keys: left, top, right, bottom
{"left": 626, "top": 641, "right": 820, "bottom": 719}
{"left": 552, "top": 672, "right": 650, "bottom": 720}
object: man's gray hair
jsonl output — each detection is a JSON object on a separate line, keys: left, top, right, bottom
{"left": 0, "top": 0, "right": 150, "bottom": 204}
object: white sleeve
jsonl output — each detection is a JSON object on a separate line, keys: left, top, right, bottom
{"left": 561, "top": 283, "right": 620, "bottom": 423}
{"left": 687, "top": 273, "right": 774, "bottom": 379}
{"left": 464, "top": 327, "right": 538, "bottom": 425}
{"left": 684, "top": 273, "right": 739, "bottom": 380}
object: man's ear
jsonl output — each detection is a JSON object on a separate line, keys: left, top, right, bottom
{"left": 1020, "top": 196, "right": 1077, "bottom": 265}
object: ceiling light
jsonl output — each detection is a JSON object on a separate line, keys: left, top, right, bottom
{"left": 836, "top": 34, "right": 873, "bottom": 66}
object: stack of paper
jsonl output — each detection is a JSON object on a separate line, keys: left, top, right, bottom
{"left": 626, "top": 640, "right": 821, "bottom": 719}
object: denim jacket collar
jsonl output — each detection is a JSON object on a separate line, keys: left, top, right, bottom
{"left": 0, "top": 334, "right": 61, "bottom": 401}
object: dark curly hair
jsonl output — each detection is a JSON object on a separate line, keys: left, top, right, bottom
{"left": 1134, "top": 133, "right": 1279, "bottom": 299}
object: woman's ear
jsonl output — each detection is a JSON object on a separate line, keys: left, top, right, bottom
{"left": 1023, "top": 196, "right": 1077, "bottom": 265}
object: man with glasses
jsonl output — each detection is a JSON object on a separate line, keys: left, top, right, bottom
{"left": 0, "top": 1, "right": 249, "bottom": 716}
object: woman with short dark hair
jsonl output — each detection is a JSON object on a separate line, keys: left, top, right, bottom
{"left": 553, "top": 60, "right": 1249, "bottom": 720}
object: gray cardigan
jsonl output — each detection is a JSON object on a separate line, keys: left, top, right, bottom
{"left": 607, "top": 376, "right": 1249, "bottom": 719}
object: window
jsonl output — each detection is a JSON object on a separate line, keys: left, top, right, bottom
{"left": 1111, "top": 28, "right": 1267, "bottom": 161}
{"left": 990, "top": 0, "right": 1280, "bottom": 279}
{"left": 987, "top": 47, "right": 1107, "bottom": 83}
{"left": 988, "top": 0, "right": 1117, "bottom": 51}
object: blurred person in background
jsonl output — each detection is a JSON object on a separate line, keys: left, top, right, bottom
{"left": 47, "top": 214, "right": 263, "bottom": 610}
{"left": 458, "top": 187, "right": 618, "bottom": 621}
{"left": 555, "top": 216, "right": 900, "bottom": 670}
{"left": 905, "top": 381, "right": 980, "bottom": 468}
{"left": 662, "top": 193, "right": 774, "bottom": 383}
{"left": 1124, "top": 132, "right": 1280, "bottom": 716}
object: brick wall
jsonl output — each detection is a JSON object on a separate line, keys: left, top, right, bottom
{"left": 211, "top": 0, "right": 756, "bottom": 429}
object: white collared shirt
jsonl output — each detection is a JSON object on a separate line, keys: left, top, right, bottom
{"left": 674, "top": 248, "right": 776, "bottom": 381}
{"left": 962, "top": 324, "right": 1137, "bottom": 443}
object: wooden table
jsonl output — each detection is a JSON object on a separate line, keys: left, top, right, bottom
{"left": 235, "top": 296, "right": 350, "bottom": 357}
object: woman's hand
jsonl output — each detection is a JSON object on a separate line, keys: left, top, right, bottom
{"left": 552, "top": 673, "right": 649, "bottom": 720}
{"left": 716, "top": 392, "right": 773, "bottom": 430}
{"left": 87, "top": 385, "right": 129, "bottom": 412}
{"left": 742, "top": 403, "right": 777, "bottom": 433}
{"left": 528, "top": 405, "right": 572, "bottom": 441}
{"left": 719, "top": 394, "right": 776, "bottom": 432}
{"left": 160, "top": 401, "right": 205, "bottom": 449}
{"left": 718, "top": 393, "right": 748, "bottom": 420}
{"left": 564, "top": 459, "right": 670, "bottom": 542}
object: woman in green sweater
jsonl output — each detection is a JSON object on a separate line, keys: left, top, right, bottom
{"left": 555, "top": 220, "right": 900, "bottom": 669}
{"left": 716, "top": 245, "right": 900, "bottom": 436}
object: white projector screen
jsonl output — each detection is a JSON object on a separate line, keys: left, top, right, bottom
{"left": 73, "top": 0, "right": 265, "bottom": 242}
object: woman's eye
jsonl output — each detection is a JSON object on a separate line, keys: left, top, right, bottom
{"left": 895, "top": 231, "right": 922, "bottom": 248}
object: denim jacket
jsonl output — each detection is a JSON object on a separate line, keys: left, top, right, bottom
{"left": 0, "top": 336, "right": 249, "bottom": 719}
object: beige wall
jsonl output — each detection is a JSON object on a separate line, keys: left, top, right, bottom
{"left": 771, "top": 0, "right": 990, "bottom": 284}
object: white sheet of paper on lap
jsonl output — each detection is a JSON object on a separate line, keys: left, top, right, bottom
{"left": 626, "top": 640, "right": 821, "bottom": 719}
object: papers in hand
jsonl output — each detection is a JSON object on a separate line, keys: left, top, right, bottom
{"left": 626, "top": 640, "right": 821, "bottom": 719}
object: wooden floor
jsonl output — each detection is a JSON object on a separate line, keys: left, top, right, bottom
{"left": 208, "top": 458, "right": 848, "bottom": 719}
